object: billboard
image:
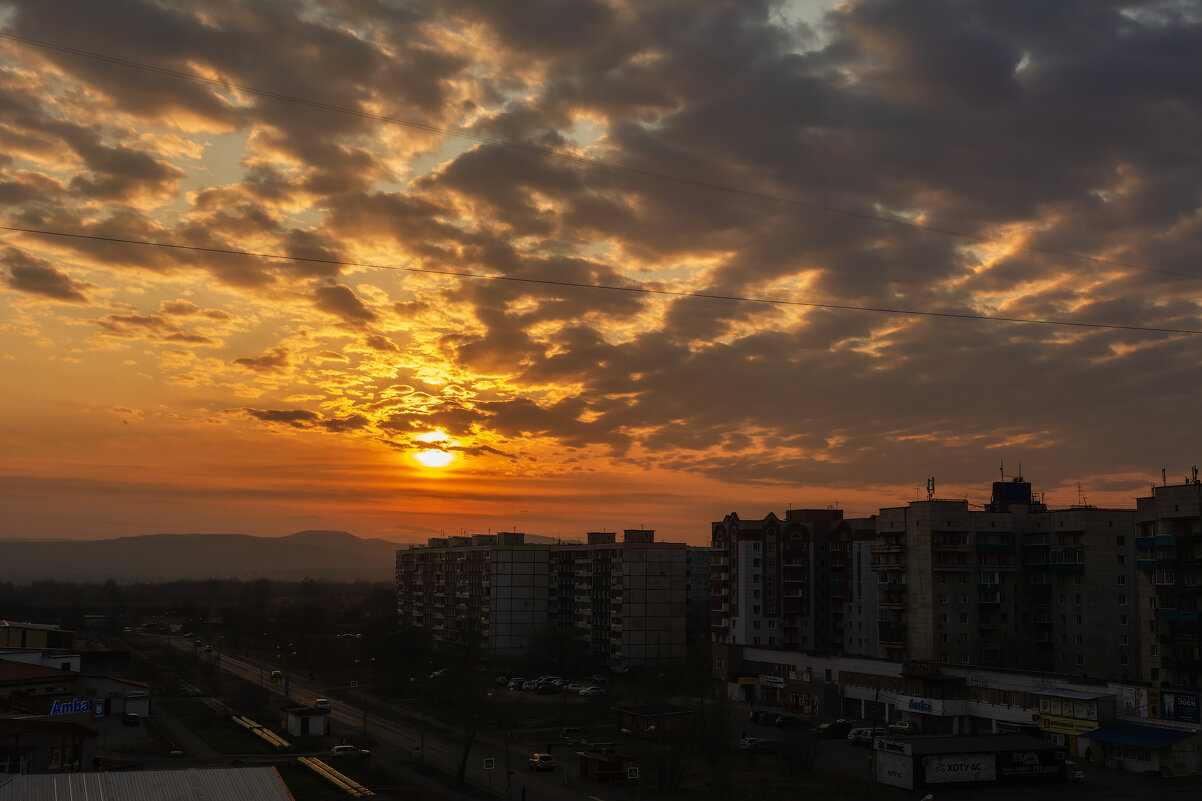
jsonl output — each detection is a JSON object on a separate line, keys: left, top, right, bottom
{"left": 924, "top": 753, "right": 996, "bottom": 784}
{"left": 1161, "top": 692, "right": 1200, "bottom": 724}
{"left": 876, "top": 750, "right": 914, "bottom": 790}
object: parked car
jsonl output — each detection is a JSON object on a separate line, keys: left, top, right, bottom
{"left": 329, "top": 745, "right": 370, "bottom": 759}
{"left": 122, "top": 713, "right": 140, "bottom": 726}
{"left": 313, "top": 698, "right": 330, "bottom": 709}
{"left": 563, "top": 683, "right": 588, "bottom": 693}
{"left": 579, "top": 686, "right": 605, "bottom": 696}
{"left": 429, "top": 668, "right": 448, "bottom": 679}
{"left": 772, "top": 714, "right": 804, "bottom": 729}
{"left": 528, "top": 753, "right": 556, "bottom": 771}
{"left": 507, "top": 677, "right": 526, "bottom": 690}
{"left": 748, "top": 710, "right": 771, "bottom": 724}
{"left": 848, "top": 727, "right": 887, "bottom": 746}
{"left": 887, "top": 720, "right": 920, "bottom": 735}
{"left": 522, "top": 680, "right": 540, "bottom": 691}
{"left": 1065, "top": 759, "right": 1085, "bottom": 781}
{"left": 537, "top": 683, "right": 560, "bottom": 695}
{"left": 816, "top": 719, "right": 855, "bottom": 738}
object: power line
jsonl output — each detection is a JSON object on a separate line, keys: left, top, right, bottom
{"left": 0, "top": 30, "right": 1196, "bottom": 283}
{"left": 3, "top": 223, "right": 1199, "bottom": 335}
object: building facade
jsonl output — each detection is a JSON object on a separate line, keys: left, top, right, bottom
{"left": 395, "top": 533, "right": 549, "bottom": 661}
{"left": 1136, "top": 475, "right": 1202, "bottom": 688}
{"left": 710, "top": 508, "right": 877, "bottom": 654}
{"left": 874, "top": 477, "right": 1137, "bottom": 680}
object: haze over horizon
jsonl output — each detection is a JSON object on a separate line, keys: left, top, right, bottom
{"left": 3, "top": 1, "right": 1201, "bottom": 546}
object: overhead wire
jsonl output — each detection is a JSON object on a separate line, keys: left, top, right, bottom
{"left": 2, "top": 222, "right": 1200, "bottom": 335}
{"left": 0, "top": 30, "right": 1197, "bottom": 284}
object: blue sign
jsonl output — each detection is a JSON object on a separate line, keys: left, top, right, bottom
{"left": 50, "top": 699, "right": 92, "bottom": 716}
{"left": 1162, "top": 692, "right": 1200, "bottom": 724}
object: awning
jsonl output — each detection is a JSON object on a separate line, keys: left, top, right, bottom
{"left": 1082, "top": 722, "right": 1199, "bottom": 749}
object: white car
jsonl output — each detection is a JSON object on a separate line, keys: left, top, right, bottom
{"left": 579, "top": 686, "right": 605, "bottom": 696}
{"left": 522, "top": 680, "right": 540, "bottom": 691}
{"left": 329, "top": 745, "right": 370, "bottom": 759}
{"left": 563, "top": 683, "right": 588, "bottom": 693}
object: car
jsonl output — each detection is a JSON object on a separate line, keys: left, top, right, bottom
{"left": 528, "top": 753, "right": 555, "bottom": 771}
{"left": 848, "top": 727, "right": 887, "bottom": 746}
{"left": 329, "top": 745, "right": 370, "bottom": 759}
{"left": 563, "top": 683, "right": 588, "bottom": 693}
{"left": 816, "top": 719, "right": 855, "bottom": 738}
{"left": 772, "top": 713, "right": 803, "bottom": 729}
{"left": 507, "top": 677, "right": 526, "bottom": 690}
{"left": 313, "top": 698, "right": 330, "bottom": 709}
{"left": 887, "top": 720, "right": 920, "bottom": 735}
{"left": 203, "top": 645, "right": 213, "bottom": 652}
{"left": 537, "top": 683, "right": 560, "bottom": 694}
{"left": 522, "top": 680, "right": 540, "bottom": 691}
{"left": 579, "top": 686, "right": 606, "bottom": 696}
{"left": 122, "top": 713, "right": 140, "bottom": 726}
{"left": 429, "top": 668, "right": 448, "bottom": 679}
{"left": 1065, "top": 759, "right": 1085, "bottom": 781}
{"left": 748, "top": 710, "right": 771, "bottom": 724}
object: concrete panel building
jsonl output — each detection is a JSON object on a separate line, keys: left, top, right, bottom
{"left": 1135, "top": 474, "right": 1202, "bottom": 688}
{"left": 395, "top": 533, "right": 549, "bottom": 661}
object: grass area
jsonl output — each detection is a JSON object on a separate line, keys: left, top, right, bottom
{"left": 157, "top": 698, "right": 281, "bottom": 756}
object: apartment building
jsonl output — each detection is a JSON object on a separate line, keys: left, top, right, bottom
{"left": 710, "top": 508, "right": 877, "bottom": 654}
{"left": 874, "top": 476, "right": 1137, "bottom": 680}
{"left": 685, "top": 546, "right": 712, "bottom": 640}
{"left": 1136, "top": 474, "right": 1202, "bottom": 688}
{"left": 395, "top": 533, "right": 549, "bottom": 660}
{"left": 398, "top": 530, "right": 687, "bottom": 669}
{"left": 549, "top": 530, "right": 687, "bottom": 670}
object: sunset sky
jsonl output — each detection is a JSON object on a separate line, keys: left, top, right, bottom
{"left": 2, "top": 0, "right": 1201, "bottom": 546}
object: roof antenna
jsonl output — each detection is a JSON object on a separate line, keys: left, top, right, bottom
{"left": 1162, "top": 467, "right": 1167, "bottom": 486}
{"left": 926, "top": 476, "right": 935, "bottom": 501}
{"left": 1000, "top": 460, "right": 1004, "bottom": 480}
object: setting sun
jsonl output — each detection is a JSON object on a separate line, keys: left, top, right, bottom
{"left": 413, "top": 431, "right": 456, "bottom": 468}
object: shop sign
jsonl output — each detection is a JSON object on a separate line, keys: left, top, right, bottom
{"left": 759, "top": 675, "right": 785, "bottom": 689}
{"left": 1161, "top": 692, "right": 1200, "bottom": 724}
{"left": 924, "top": 753, "right": 996, "bottom": 784}
{"left": 875, "top": 738, "right": 911, "bottom": 755}
{"left": 876, "top": 750, "right": 914, "bottom": 790}
{"left": 737, "top": 677, "right": 760, "bottom": 686}
{"left": 1000, "top": 750, "right": 1060, "bottom": 779}
{"left": 897, "top": 695, "right": 937, "bottom": 714}
{"left": 1038, "top": 714, "right": 1099, "bottom": 735}
{"left": 50, "top": 699, "right": 92, "bottom": 716}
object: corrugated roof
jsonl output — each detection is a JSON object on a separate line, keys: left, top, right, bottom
{"left": 1045, "top": 688, "right": 1107, "bottom": 700}
{"left": 0, "top": 766, "right": 295, "bottom": 801}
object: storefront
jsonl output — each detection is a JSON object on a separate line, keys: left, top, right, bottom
{"left": 1077, "top": 722, "right": 1202, "bottom": 776}
{"left": 874, "top": 733, "right": 1064, "bottom": 791}
{"left": 1035, "top": 689, "right": 1110, "bottom": 757}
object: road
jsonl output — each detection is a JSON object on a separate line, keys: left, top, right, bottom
{"left": 165, "top": 637, "right": 611, "bottom": 801}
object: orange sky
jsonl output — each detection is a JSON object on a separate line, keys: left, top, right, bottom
{"left": 2, "top": 1, "right": 1200, "bottom": 545}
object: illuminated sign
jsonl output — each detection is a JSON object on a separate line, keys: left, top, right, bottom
{"left": 50, "top": 699, "right": 92, "bottom": 716}
{"left": 924, "top": 754, "right": 996, "bottom": 784}
{"left": 1038, "top": 714, "right": 1099, "bottom": 735}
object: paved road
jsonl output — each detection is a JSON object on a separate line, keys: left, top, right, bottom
{"left": 164, "top": 637, "right": 622, "bottom": 801}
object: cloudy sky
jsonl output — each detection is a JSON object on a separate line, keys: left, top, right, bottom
{"left": 2, "top": 0, "right": 1200, "bottom": 545}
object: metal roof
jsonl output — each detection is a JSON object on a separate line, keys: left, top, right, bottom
{"left": 0, "top": 766, "right": 295, "bottom": 801}
{"left": 1044, "top": 688, "right": 1107, "bottom": 700}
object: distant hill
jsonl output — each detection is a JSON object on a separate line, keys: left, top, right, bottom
{"left": 0, "top": 530, "right": 402, "bottom": 583}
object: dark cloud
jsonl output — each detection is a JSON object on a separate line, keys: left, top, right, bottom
{"left": 239, "top": 408, "right": 323, "bottom": 429}
{"left": 2, "top": 247, "right": 93, "bottom": 303}
{"left": 93, "top": 311, "right": 217, "bottom": 345}
{"left": 312, "top": 283, "right": 377, "bottom": 325}
{"left": 233, "top": 346, "right": 291, "bottom": 373}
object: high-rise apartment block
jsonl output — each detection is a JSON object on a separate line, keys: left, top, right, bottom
{"left": 549, "top": 531, "right": 686, "bottom": 668}
{"left": 875, "top": 477, "right": 1137, "bottom": 679}
{"left": 398, "top": 530, "right": 687, "bottom": 669}
{"left": 1136, "top": 475, "right": 1202, "bottom": 688}
{"left": 395, "top": 533, "right": 548, "bottom": 660}
{"left": 710, "top": 509, "right": 876, "bottom": 654}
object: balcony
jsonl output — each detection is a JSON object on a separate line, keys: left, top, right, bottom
{"left": 1136, "top": 559, "right": 1159, "bottom": 571}
{"left": 977, "top": 602, "right": 1001, "bottom": 612}
{"left": 933, "top": 563, "right": 972, "bottom": 571}
{"left": 1156, "top": 609, "right": 1202, "bottom": 623}
{"left": 976, "top": 543, "right": 1016, "bottom": 553}
{"left": 933, "top": 542, "right": 971, "bottom": 552}
{"left": 1135, "top": 535, "right": 1177, "bottom": 549}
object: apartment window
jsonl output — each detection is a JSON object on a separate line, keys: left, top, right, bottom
{"left": 1151, "top": 668, "right": 1159, "bottom": 681}
{"left": 959, "top": 594, "right": 968, "bottom": 603}
{"left": 753, "top": 590, "right": 761, "bottom": 599}
{"left": 1118, "top": 594, "right": 1127, "bottom": 606}
{"left": 753, "top": 542, "right": 761, "bottom": 551}
{"left": 959, "top": 613, "right": 968, "bottom": 624}
{"left": 753, "top": 621, "right": 760, "bottom": 630}
{"left": 1076, "top": 655, "right": 1084, "bottom": 665}
{"left": 1151, "top": 644, "right": 1159, "bottom": 657}
{"left": 1118, "top": 575, "right": 1127, "bottom": 585}
{"left": 1117, "top": 535, "right": 1125, "bottom": 546}
{"left": 1074, "top": 595, "right": 1082, "bottom": 605}
{"left": 938, "top": 613, "right": 948, "bottom": 624}
{"left": 1060, "top": 594, "right": 1066, "bottom": 603}
{"left": 939, "top": 633, "right": 948, "bottom": 643}
{"left": 1117, "top": 554, "right": 1126, "bottom": 565}
{"left": 960, "top": 574, "right": 967, "bottom": 584}
{"left": 938, "top": 574, "right": 947, "bottom": 584}
{"left": 1060, "top": 614, "right": 1067, "bottom": 624}
{"left": 1075, "top": 635, "right": 1083, "bottom": 645}
{"left": 962, "top": 652, "right": 970, "bottom": 664}
{"left": 1119, "top": 615, "right": 1128, "bottom": 625}
{"left": 1076, "top": 615, "right": 1083, "bottom": 625}
{"left": 1120, "top": 634, "right": 1128, "bottom": 646}
{"left": 753, "top": 574, "right": 761, "bottom": 583}
{"left": 937, "top": 593, "right": 948, "bottom": 604}
{"left": 768, "top": 620, "right": 776, "bottom": 628}
{"left": 753, "top": 605, "right": 760, "bottom": 614}
{"left": 1120, "top": 653, "right": 1129, "bottom": 665}
{"left": 753, "top": 636, "right": 760, "bottom": 644}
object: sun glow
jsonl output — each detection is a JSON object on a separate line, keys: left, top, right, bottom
{"left": 413, "top": 430, "right": 456, "bottom": 468}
